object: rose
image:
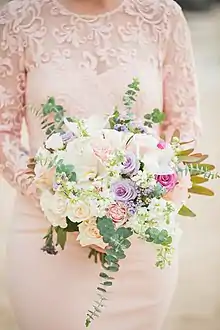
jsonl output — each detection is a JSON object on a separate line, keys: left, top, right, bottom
{"left": 155, "top": 173, "right": 177, "bottom": 192}
{"left": 111, "top": 179, "right": 137, "bottom": 202}
{"left": 45, "top": 133, "right": 64, "bottom": 150}
{"left": 121, "top": 152, "right": 140, "bottom": 176}
{"left": 107, "top": 203, "right": 128, "bottom": 225}
{"left": 68, "top": 200, "right": 94, "bottom": 223}
{"left": 40, "top": 190, "right": 68, "bottom": 228}
{"left": 77, "top": 218, "right": 107, "bottom": 249}
{"left": 61, "top": 131, "right": 75, "bottom": 143}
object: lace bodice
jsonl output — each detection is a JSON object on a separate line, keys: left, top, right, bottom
{"left": 0, "top": 0, "right": 201, "bottom": 195}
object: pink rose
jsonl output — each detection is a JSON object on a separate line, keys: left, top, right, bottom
{"left": 155, "top": 173, "right": 178, "bottom": 192}
{"left": 107, "top": 203, "right": 128, "bottom": 225}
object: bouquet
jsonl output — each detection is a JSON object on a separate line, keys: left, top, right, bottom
{"left": 28, "top": 79, "right": 219, "bottom": 327}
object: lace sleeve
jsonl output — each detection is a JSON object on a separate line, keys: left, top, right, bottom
{"left": 161, "top": 4, "right": 202, "bottom": 144}
{"left": 0, "top": 5, "right": 34, "bottom": 195}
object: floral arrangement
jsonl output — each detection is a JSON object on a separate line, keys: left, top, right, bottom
{"left": 28, "top": 79, "right": 219, "bottom": 327}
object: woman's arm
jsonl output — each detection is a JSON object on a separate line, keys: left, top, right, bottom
{"left": 162, "top": 3, "right": 202, "bottom": 144}
{"left": 0, "top": 5, "right": 34, "bottom": 195}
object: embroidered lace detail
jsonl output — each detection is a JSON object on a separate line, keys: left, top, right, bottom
{"left": 0, "top": 0, "right": 201, "bottom": 195}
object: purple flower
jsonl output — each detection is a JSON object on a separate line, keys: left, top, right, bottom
{"left": 111, "top": 179, "right": 137, "bottom": 202}
{"left": 121, "top": 152, "right": 140, "bottom": 176}
{"left": 61, "top": 131, "right": 75, "bottom": 143}
{"left": 155, "top": 173, "right": 178, "bottom": 192}
{"left": 114, "top": 124, "right": 128, "bottom": 132}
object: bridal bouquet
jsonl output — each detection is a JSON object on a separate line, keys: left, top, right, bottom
{"left": 28, "top": 79, "right": 219, "bottom": 326}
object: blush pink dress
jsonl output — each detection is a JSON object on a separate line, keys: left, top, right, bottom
{"left": 0, "top": 0, "right": 201, "bottom": 329}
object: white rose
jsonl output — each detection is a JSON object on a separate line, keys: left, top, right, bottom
{"left": 45, "top": 133, "right": 64, "bottom": 150}
{"left": 40, "top": 190, "right": 68, "bottom": 228}
{"left": 77, "top": 218, "right": 107, "bottom": 249}
{"left": 67, "top": 200, "right": 95, "bottom": 223}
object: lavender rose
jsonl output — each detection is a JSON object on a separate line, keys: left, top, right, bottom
{"left": 61, "top": 131, "right": 75, "bottom": 143}
{"left": 121, "top": 152, "right": 140, "bottom": 176}
{"left": 111, "top": 179, "right": 137, "bottom": 202}
{"left": 155, "top": 173, "right": 177, "bottom": 192}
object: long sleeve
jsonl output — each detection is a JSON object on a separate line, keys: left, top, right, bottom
{"left": 0, "top": 5, "right": 34, "bottom": 194}
{"left": 161, "top": 4, "right": 202, "bottom": 144}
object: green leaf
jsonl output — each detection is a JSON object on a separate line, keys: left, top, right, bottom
{"left": 191, "top": 176, "right": 209, "bottom": 184}
{"left": 180, "top": 139, "right": 195, "bottom": 146}
{"left": 65, "top": 218, "right": 79, "bottom": 232}
{"left": 120, "top": 239, "right": 131, "bottom": 249}
{"left": 178, "top": 155, "right": 205, "bottom": 163}
{"left": 151, "top": 109, "right": 166, "bottom": 124}
{"left": 56, "top": 227, "right": 67, "bottom": 250}
{"left": 115, "top": 227, "right": 133, "bottom": 239}
{"left": 177, "top": 148, "right": 194, "bottom": 156}
{"left": 99, "top": 272, "right": 109, "bottom": 279}
{"left": 178, "top": 205, "right": 196, "bottom": 217}
{"left": 190, "top": 153, "right": 209, "bottom": 163}
{"left": 104, "top": 254, "right": 118, "bottom": 264}
{"left": 103, "top": 281, "right": 112, "bottom": 287}
{"left": 189, "top": 185, "right": 214, "bottom": 196}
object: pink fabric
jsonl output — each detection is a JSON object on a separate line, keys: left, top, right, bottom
{"left": 0, "top": 0, "right": 201, "bottom": 329}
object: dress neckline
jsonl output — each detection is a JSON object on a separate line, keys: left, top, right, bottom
{"left": 50, "top": 0, "right": 126, "bottom": 20}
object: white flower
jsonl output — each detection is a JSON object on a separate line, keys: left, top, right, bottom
{"left": 67, "top": 200, "right": 97, "bottom": 223}
{"left": 102, "top": 129, "right": 132, "bottom": 150}
{"left": 77, "top": 218, "right": 107, "bottom": 249}
{"left": 45, "top": 133, "right": 64, "bottom": 150}
{"left": 40, "top": 190, "right": 68, "bottom": 228}
{"left": 63, "top": 137, "right": 99, "bottom": 182}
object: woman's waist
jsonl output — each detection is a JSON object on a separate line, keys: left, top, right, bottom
{"left": 11, "top": 193, "right": 49, "bottom": 232}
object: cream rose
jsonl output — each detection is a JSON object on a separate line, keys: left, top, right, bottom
{"left": 77, "top": 218, "right": 107, "bottom": 249}
{"left": 67, "top": 200, "right": 95, "bottom": 223}
{"left": 40, "top": 190, "right": 68, "bottom": 228}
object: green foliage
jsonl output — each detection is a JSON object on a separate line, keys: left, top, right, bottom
{"left": 144, "top": 109, "right": 166, "bottom": 127}
{"left": 123, "top": 78, "right": 140, "bottom": 110}
{"left": 145, "top": 228, "right": 172, "bottom": 246}
{"left": 32, "top": 97, "right": 66, "bottom": 137}
{"left": 56, "top": 161, "right": 76, "bottom": 182}
{"left": 55, "top": 227, "right": 67, "bottom": 250}
{"left": 85, "top": 217, "right": 133, "bottom": 327}
{"left": 189, "top": 185, "right": 214, "bottom": 196}
{"left": 178, "top": 205, "right": 196, "bottom": 217}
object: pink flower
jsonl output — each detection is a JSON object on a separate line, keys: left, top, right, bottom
{"left": 155, "top": 173, "right": 178, "bottom": 192}
{"left": 107, "top": 203, "right": 128, "bottom": 225}
{"left": 157, "top": 141, "right": 166, "bottom": 150}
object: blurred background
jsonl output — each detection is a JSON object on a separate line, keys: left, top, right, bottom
{"left": 0, "top": 1, "right": 220, "bottom": 330}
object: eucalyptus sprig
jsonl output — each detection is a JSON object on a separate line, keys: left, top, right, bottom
{"left": 144, "top": 108, "right": 166, "bottom": 128}
{"left": 30, "top": 97, "right": 66, "bottom": 137}
{"left": 123, "top": 77, "right": 140, "bottom": 111}
{"left": 85, "top": 217, "right": 133, "bottom": 327}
